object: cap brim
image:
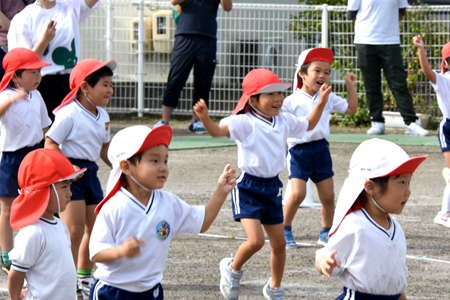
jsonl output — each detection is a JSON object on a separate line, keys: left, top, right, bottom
{"left": 58, "top": 167, "right": 87, "bottom": 182}
{"left": 383, "top": 156, "right": 427, "bottom": 177}
{"left": 256, "top": 82, "right": 292, "bottom": 94}
{"left": 10, "top": 187, "right": 50, "bottom": 231}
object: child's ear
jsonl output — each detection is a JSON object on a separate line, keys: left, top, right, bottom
{"left": 11, "top": 73, "right": 19, "bottom": 83}
{"left": 120, "top": 160, "right": 132, "bottom": 175}
{"left": 80, "top": 81, "right": 90, "bottom": 93}
{"left": 363, "top": 180, "right": 376, "bottom": 196}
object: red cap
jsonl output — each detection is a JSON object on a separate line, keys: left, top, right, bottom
{"left": 294, "top": 48, "right": 333, "bottom": 90}
{"left": 232, "top": 68, "right": 291, "bottom": 115}
{"left": 10, "top": 149, "right": 87, "bottom": 231}
{"left": 53, "top": 58, "right": 117, "bottom": 114}
{"left": 0, "top": 48, "right": 51, "bottom": 93}
{"left": 441, "top": 42, "right": 450, "bottom": 74}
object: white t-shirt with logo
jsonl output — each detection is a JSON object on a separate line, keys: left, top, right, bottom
{"left": 8, "top": 0, "right": 101, "bottom": 76}
{"left": 90, "top": 187, "right": 205, "bottom": 292}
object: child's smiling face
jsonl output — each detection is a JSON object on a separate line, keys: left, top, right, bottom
{"left": 250, "top": 91, "right": 284, "bottom": 121}
{"left": 299, "top": 61, "right": 331, "bottom": 96}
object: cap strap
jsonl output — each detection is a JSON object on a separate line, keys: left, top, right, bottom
{"left": 371, "top": 196, "right": 387, "bottom": 213}
{"left": 129, "top": 175, "right": 151, "bottom": 192}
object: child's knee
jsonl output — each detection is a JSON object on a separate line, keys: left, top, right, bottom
{"left": 246, "top": 238, "right": 265, "bottom": 252}
{"left": 271, "top": 238, "right": 286, "bottom": 252}
{"left": 67, "top": 225, "right": 85, "bottom": 240}
{"left": 289, "top": 190, "right": 306, "bottom": 204}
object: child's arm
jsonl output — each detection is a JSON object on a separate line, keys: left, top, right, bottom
{"left": 0, "top": 89, "right": 27, "bottom": 117}
{"left": 316, "top": 250, "right": 341, "bottom": 278}
{"left": 344, "top": 72, "right": 358, "bottom": 115}
{"left": 100, "top": 142, "right": 112, "bottom": 168}
{"left": 8, "top": 269, "right": 26, "bottom": 300}
{"left": 91, "top": 237, "right": 145, "bottom": 263}
{"left": 413, "top": 35, "right": 436, "bottom": 84}
{"left": 42, "top": 126, "right": 49, "bottom": 136}
{"left": 306, "top": 83, "right": 332, "bottom": 130}
{"left": 33, "top": 20, "right": 57, "bottom": 57}
{"left": 399, "top": 294, "right": 407, "bottom": 300}
{"left": 193, "top": 99, "right": 230, "bottom": 137}
{"left": 200, "top": 164, "right": 236, "bottom": 233}
{"left": 44, "top": 136, "right": 62, "bottom": 152}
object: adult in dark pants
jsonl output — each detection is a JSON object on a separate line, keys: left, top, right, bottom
{"left": 348, "top": 0, "right": 429, "bottom": 136}
{"left": 154, "top": 0, "right": 232, "bottom": 133}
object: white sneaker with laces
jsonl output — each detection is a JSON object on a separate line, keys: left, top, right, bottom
{"left": 434, "top": 211, "right": 450, "bottom": 227}
{"left": 263, "top": 278, "right": 285, "bottom": 300}
{"left": 405, "top": 121, "right": 430, "bottom": 136}
{"left": 219, "top": 257, "right": 242, "bottom": 300}
{"left": 367, "top": 122, "right": 385, "bottom": 135}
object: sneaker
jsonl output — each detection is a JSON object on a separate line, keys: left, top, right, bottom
{"left": 78, "top": 275, "right": 95, "bottom": 295}
{"left": 1, "top": 260, "right": 10, "bottom": 275}
{"left": 284, "top": 228, "right": 298, "bottom": 248}
{"left": 367, "top": 122, "right": 385, "bottom": 135}
{"left": 263, "top": 278, "right": 285, "bottom": 300}
{"left": 153, "top": 120, "right": 170, "bottom": 128}
{"left": 434, "top": 211, "right": 450, "bottom": 227}
{"left": 317, "top": 229, "right": 330, "bottom": 246}
{"left": 188, "top": 120, "right": 207, "bottom": 134}
{"left": 219, "top": 257, "right": 242, "bottom": 300}
{"left": 405, "top": 121, "right": 430, "bottom": 136}
{"left": 443, "top": 167, "right": 450, "bottom": 185}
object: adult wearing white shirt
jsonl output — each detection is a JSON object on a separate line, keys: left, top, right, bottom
{"left": 348, "top": 0, "right": 429, "bottom": 136}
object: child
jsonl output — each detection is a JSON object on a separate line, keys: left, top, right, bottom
{"left": 315, "top": 138, "right": 426, "bottom": 300}
{"left": 193, "top": 68, "right": 330, "bottom": 300}
{"left": 281, "top": 47, "right": 357, "bottom": 247}
{"left": 413, "top": 35, "right": 450, "bottom": 227}
{"left": 44, "top": 58, "right": 115, "bottom": 297}
{"left": 0, "top": 47, "right": 51, "bottom": 274}
{"left": 8, "top": 148, "right": 86, "bottom": 300}
{"left": 88, "top": 125, "right": 236, "bottom": 299}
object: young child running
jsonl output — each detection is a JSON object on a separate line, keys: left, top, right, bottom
{"left": 88, "top": 125, "right": 236, "bottom": 300}
{"left": 193, "top": 68, "right": 330, "bottom": 300}
{"left": 0, "top": 48, "right": 51, "bottom": 274}
{"left": 413, "top": 35, "right": 450, "bottom": 227}
{"left": 8, "top": 148, "right": 86, "bottom": 300}
{"left": 282, "top": 47, "right": 357, "bottom": 247}
{"left": 316, "top": 138, "right": 426, "bottom": 300}
{"left": 44, "top": 58, "right": 115, "bottom": 298}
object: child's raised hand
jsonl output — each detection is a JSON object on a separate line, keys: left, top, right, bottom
{"left": 9, "top": 88, "right": 27, "bottom": 104}
{"left": 318, "top": 250, "right": 341, "bottom": 278}
{"left": 119, "top": 237, "right": 145, "bottom": 258}
{"left": 217, "top": 164, "right": 236, "bottom": 194}
{"left": 319, "top": 83, "right": 332, "bottom": 103}
{"left": 193, "top": 99, "right": 209, "bottom": 120}
{"left": 345, "top": 72, "right": 357, "bottom": 87}
{"left": 413, "top": 35, "right": 425, "bottom": 49}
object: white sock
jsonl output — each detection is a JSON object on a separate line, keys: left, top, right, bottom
{"left": 442, "top": 184, "right": 450, "bottom": 213}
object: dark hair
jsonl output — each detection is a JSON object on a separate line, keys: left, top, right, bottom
{"left": 9, "top": 69, "right": 26, "bottom": 87}
{"left": 297, "top": 62, "right": 312, "bottom": 87}
{"left": 127, "top": 152, "right": 143, "bottom": 166}
{"left": 77, "top": 66, "right": 113, "bottom": 94}
{"left": 357, "top": 175, "right": 400, "bottom": 202}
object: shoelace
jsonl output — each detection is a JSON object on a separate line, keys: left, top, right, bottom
{"left": 230, "top": 277, "right": 240, "bottom": 288}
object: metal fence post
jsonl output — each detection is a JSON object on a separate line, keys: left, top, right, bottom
{"left": 321, "top": 4, "right": 328, "bottom": 48}
{"left": 106, "top": 0, "right": 113, "bottom": 61}
{"left": 137, "top": 1, "right": 145, "bottom": 118}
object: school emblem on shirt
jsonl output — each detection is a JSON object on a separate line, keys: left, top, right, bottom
{"left": 156, "top": 220, "right": 171, "bottom": 241}
{"left": 105, "top": 122, "right": 110, "bottom": 131}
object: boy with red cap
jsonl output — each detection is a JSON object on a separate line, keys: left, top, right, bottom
{"left": 88, "top": 125, "right": 236, "bottom": 300}
{"left": 413, "top": 36, "right": 450, "bottom": 228}
{"left": 44, "top": 58, "right": 115, "bottom": 297}
{"left": 0, "top": 47, "right": 51, "bottom": 275}
{"left": 193, "top": 68, "right": 330, "bottom": 300}
{"left": 8, "top": 148, "right": 86, "bottom": 300}
{"left": 315, "top": 138, "right": 426, "bottom": 300}
{"left": 281, "top": 47, "right": 358, "bottom": 248}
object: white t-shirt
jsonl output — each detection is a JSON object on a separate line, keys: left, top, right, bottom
{"left": 0, "top": 87, "right": 51, "bottom": 152}
{"left": 282, "top": 89, "right": 348, "bottom": 147}
{"left": 7, "top": 0, "right": 101, "bottom": 76}
{"left": 90, "top": 187, "right": 205, "bottom": 292}
{"left": 316, "top": 208, "right": 407, "bottom": 295}
{"left": 431, "top": 71, "right": 450, "bottom": 119}
{"left": 348, "top": 0, "right": 408, "bottom": 45}
{"left": 46, "top": 100, "right": 110, "bottom": 162}
{"left": 220, "top": 111, "right": 309, "bottom": 178}
{"left": 10, "top": 218, "right": 76, "bottom": 300}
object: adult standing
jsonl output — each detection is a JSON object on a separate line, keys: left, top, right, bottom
{"left": 154, "top": 0, "right": 232, "bottom": 133}
{"left": 348, "top": 0, "right": 430, "bottom": 136}
{"left": 0, "top": 0, "right": 34, "bottom": 79}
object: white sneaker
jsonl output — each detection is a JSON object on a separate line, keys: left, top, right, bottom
{"left": 405, "top": 121, "right": 430, "bottom": 136}
{"left": 219, "top": 257, "right": 242, "bottom": 300}
{"left": 442, "top": 167, "right": 450, "bottom": 185}
{"left": 434, "top": 211, "right": 450, "bottom": 227}
{"left": 78, "top": 275, "right": 95, "bottom": 294}
{"left": 367, "top": 122, "right": 385, "bottom": 135}
{"left": 263, "top": 278, "right": 285, "bottom": 300}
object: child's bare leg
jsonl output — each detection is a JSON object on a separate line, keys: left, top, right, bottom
{"left": 230, "top": 218, "right": 265, "bottom": 272}
{"left": 282, "top": 178, "right": 307, "bottom": 226}
{"left": 441, "top": 151, "right": 450, "bottom": 215}
{"left": 263, "top": 223, "right": 286, "bottom": 288}
{"left": 316, "top": 177, "right": 335, "bottom": 228}
{"left": 77, "top": 204, "right": 97, "bottom": 272}
{"left": 60, "top": 200, "right": 86, "bottom": 267}
{"left": 0, "top": 197, "right": 15, "bottom": 253}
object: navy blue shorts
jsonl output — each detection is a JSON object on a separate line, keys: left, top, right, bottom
{"left": 68, "top": 158, "right": 103, "bottom": 205}
{"left": 336, "top": 287, "right": 401, "bottom": 300}
{"left": 0, "top": 145, "right": 37, "bottom": 197}
{"left": 89, "top": 280, "right": 163, "bottom": 300}
{"left": 231, "top": 172, "right": 283, "bottom": 225}
{"left": 287, "top": 139, "right": 334, "bottom": 183}
{"left": 438, "top": 118, "right": 450, "bottom": 152}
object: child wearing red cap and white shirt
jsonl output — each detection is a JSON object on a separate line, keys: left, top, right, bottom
{"left": 44, "top": 58, "right": 115, "bottom": 297}
{"left": 315, "top": 138, "right": 426, "bottom": 300}
{"left": 88, "top": 125, "right": 236, "bottom": 300}
{"left": 0, "top": 47, "right": 51, "bottom": 275}
{"left": 282, "top": 47, "right": 358, "bottom": 248}
{"left": 413, "top": 36, "right": 450, "bottom": 228}
{"left": 193, "top": 68, "right": 330, "bottom": 300}
{"left": 8, "top": 148, "right": 86, "bottom": 300}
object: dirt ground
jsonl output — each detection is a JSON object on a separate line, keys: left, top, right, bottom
{"left": 0, "top": 121, "right": 449, "bottom": 299}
